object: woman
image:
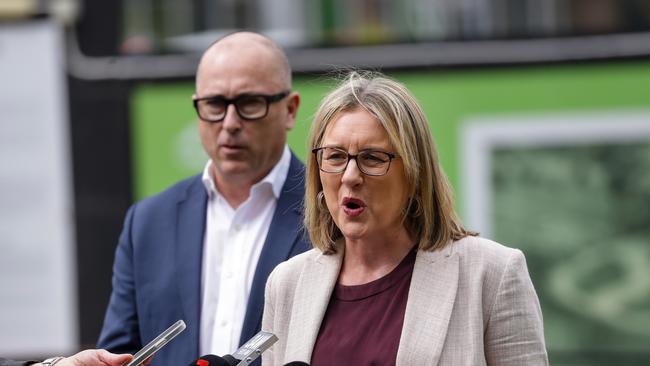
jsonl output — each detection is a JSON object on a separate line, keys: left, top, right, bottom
{"left": 262, "top": 72, "right": 548, "bottom": 365}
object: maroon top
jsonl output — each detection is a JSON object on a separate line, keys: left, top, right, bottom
{"left": 311, "top": 249, "right": 417, "bottom": 366}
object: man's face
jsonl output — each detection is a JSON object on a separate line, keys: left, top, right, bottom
{"left": 195, "top": 43, "right": 298, "bottom": 187}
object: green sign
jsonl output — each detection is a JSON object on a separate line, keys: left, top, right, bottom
{"left": 131, "top": 61, "right": 650, "bottom": 365}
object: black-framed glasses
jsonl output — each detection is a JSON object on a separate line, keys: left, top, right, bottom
{"left": 193, "top": 91, "right": 290, "bottom": 122}
{"left": 312, "top": 147, "right": 399, "bottom": 176}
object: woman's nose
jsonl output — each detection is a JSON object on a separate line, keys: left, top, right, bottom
{"left": 341, "top": 158, "right": 363, "bottom": 186}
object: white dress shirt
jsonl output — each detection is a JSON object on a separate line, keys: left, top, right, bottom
{"left": 199, "top": 145, "right": 291, "bottom": 356}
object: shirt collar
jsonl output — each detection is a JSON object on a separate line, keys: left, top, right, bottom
{"left": 201, "top": 145, "right": 291, "bottom": 200}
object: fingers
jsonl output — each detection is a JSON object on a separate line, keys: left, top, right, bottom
{"left": 96, "top": 349, "right": 134, "bottom": 366}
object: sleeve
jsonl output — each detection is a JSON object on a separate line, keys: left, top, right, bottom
{"left": 0, "top": 358, "right": 36, "bottom": 366}
{"left": 96, "top": 204, "right": 142, "bottom": 353}
{"left": 261, "top": 267, "right": 277, "bottom": 366}
{"left": 484, "top": 250, "right": 549, "bottom": 366}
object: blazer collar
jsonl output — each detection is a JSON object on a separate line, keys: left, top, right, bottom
{"left": 239, "top": 153, "right": 307, "bottom": 343}
{"left": 174, "top": 175, "right": 208, "bottom": 358}
{"left": 283, "top": 240, "right": 459, "bottom": 365}
{"left": 284, "top": 249, "right": 343, "bottom": 363}
{"left": 281, "top": 243, "right": 459, "bottom": 365}
{"left": 396, "top": 246, "right": 459, "bottom": 365}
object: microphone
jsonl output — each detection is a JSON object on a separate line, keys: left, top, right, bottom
{"left": 189, "top": 331, "right": 278, "bottom": 366}
{"left": 226, "top": 330, "right": 278, "bottom": 366}
{"left": 188, "top": 354, "right": 232, "bottom": 366}
{"left": 222, "top": 355, "right": 238, "bottom": 366}
{"left": 188, "top": 356, "right": 308, "bottom": 366}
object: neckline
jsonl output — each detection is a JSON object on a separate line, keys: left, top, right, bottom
{"left": 334, "top": 249, "right": 417, "bottom": 301}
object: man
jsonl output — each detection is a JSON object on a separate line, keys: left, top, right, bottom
{"left": 1, "top": 349, "right": 132, "bottom": 366}
{"left": 98, "top": 32, "right": 310, "bottom": 365}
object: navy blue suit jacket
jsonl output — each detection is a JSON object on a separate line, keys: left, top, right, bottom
{"left": 98, "top": 154, "right": 311, "bottom": 365}
{"left": 0, "top": 359, "right": 29, "bottom": 366}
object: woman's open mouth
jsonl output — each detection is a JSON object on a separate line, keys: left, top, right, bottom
{"left": 342, "top": 197, "right": 366, "bottom": 217}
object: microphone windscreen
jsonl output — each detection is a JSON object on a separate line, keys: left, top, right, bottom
{"left": 194, "top": 354, "right": 232, "bottom": 366}
{"left": 221, "top": 355, "right": 239, "bottom": 366}
{"left": 283, "top": 362, "right": 310, "bottom": 366}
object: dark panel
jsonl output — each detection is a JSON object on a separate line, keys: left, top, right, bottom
{"left": 68, "top": 77, "right": 132, "bottom": 347}
{"left": 75, "top": 0, "right": 122, "bottom": 56}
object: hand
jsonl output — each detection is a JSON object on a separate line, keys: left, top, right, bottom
{"left": 55, "top": 349, "right": 133, "bottom": 366}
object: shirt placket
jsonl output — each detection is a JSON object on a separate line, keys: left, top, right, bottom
{"left": 214, "top": 207, "right": 247, "bottom": 353}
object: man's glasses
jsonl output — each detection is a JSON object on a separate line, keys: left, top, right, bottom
{"left": 193, "top": 91, "right": 290, "bottom": 122}
{"left": 312, "top": 147, "right": 399, "bottom": 176}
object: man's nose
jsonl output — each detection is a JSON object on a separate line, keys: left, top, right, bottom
{"left": 222, "top": 104, "right": 242, "bottom": 132}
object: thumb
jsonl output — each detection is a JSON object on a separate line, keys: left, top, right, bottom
{"left": 97, "top": 349, "right": 133, "bottom": 365}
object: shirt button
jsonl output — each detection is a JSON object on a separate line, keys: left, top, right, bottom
{"left": 220, "top": 320, "right": 228, "bottom": 327}
{"left": 225, "top": 271, "right": 233, "bottom": 279}
{"left": 234, "top": 224, "right": 241, "bottom": 232}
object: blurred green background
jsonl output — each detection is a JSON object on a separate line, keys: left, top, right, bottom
{"left": 132, "top": 61, "right": 650, "bottom": 202}
{"left": 131, "top": 61, "right": 650, "bottom": 364}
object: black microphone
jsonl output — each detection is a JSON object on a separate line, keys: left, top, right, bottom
{"left": 221, "top": 355, "right": 239, "bottom": 366}
{"left": 188, "top": 354, "right": 305, "bottom": 366}
{"left": 187, "top": 354, "right": 233, "bottom": 366}
{"left": 189, "top": 331, "right": 278, "bottom": 366}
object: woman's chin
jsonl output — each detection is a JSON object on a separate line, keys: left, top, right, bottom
{"left": 339, "top": 223, "right": 369, "bottom": 242}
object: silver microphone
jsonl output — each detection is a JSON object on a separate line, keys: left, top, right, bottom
{"left": 225, "top": 330, "right": 278, "bottom": 366}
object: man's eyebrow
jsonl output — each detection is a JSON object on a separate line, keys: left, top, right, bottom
{"left": 197, "top": 92, "right": 266, "bottom": 100}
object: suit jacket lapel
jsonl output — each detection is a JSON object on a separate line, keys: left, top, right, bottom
{"left": 284, "top": 250, "right": 343, "bottom": 363}
{"left": 396, "top": 246, "right": 459, "bottom": 366}
{"left": 174, "top": 176, "right": 208, "bottom": 358}
{"left": 240, "top": 154, "right": 308, "bottom": 344}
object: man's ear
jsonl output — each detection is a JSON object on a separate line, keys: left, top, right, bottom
{"left": 284, "top": 91, "right": 300, "bottom": 130}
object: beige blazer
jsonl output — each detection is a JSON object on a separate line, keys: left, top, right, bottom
{"left": 262, "top": 236, "right": 549, "bottom": 365}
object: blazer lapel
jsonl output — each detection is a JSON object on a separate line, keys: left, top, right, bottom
{"left": 174, "top": 177, "right": 208, "bottom": 358}
{"left": 240, "top": 154, "right": 309, "bottom": 344}
{"left": 396, "top": 246, "right": 459, "bottom": 366}
{"left": 284, "top": 250, "right": 343, "bottom": 363}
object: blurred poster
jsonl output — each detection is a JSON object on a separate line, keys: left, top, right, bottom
{"left": 463, "top": 110, "right": 650, "bottom": 365}
{"left": 0, "top": 21, "right": 77, "bottom": 356}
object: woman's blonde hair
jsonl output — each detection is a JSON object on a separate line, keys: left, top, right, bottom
{"left": 305, "top": 71, "right": 475, "bottom": 254}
